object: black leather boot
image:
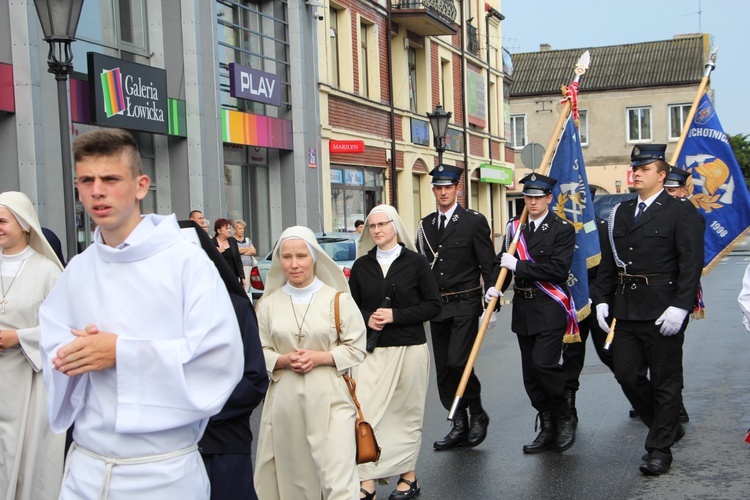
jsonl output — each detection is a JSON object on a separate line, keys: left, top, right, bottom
{"left": 522, "top": 411, "right": 556, "bottom": 453}
{"left": 466, "top": 402, "right": 490, "bottom": 447}
{"left": 566, "top": 389, "right": 578, "bottom": 428}
{"left": 434, "top": 408, "right": 468, "bottom": 450}
{"left": 555, "top": 407, "right": 576, "bottom": 452}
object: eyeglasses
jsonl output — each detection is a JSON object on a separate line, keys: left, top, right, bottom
{"left": 367, "top": 220, "right": 393, "bottom": 230}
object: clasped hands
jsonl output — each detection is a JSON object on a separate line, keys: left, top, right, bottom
{"left": 53, "top": 324, "right": 117, "bottom": 376}
{"left": 595, "top": 304, "right": 688, "bottom": 336}
{"left": 367, "top": 308, "right": 393, "bottom": 331}
{"left": 279, "top": 349, "right": 334, "bottom": 374}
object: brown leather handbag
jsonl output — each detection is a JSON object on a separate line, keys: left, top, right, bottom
{"left": 334, "top": 292, "right": 382, "bottom": 464}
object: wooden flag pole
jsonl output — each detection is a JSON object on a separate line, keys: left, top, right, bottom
{"left": 668, "top": 47, "right": 718, "bottom": 166}
{"left": 447, "top": 51, "right": 591, "bottom": 421}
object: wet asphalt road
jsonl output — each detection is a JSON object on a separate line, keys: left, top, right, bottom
{"left": 251, "top": 253, "right": 750, "bottom": 499}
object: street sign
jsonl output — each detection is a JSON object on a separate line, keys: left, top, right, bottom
{"left": 521, "top": 142, "right": 545, "bottom": 171}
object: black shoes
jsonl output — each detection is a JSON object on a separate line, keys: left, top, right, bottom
{"left": 640, "top": 457, "right": 671, "bottom": 475}
{"left": 434, "top": 409, "right": 468, "bottom": 450}
{"left": 555, "top": 408, "right": 576, "bottom": 452}
{"left": 522, "top": 411, "right": 556, "bottom": 453}
{"left": 679, "top": 403, "right": 690, "bottom": 423}
{"left": 360, "top": 487, "right": 376, "bottom": 500}
{"left": 466, "top": 410, "right": 490, "bottom": 447}
{"left": 388, "top": 478, "right": 420, "bottom": 499}
{"left": 629, "top": 407, "right": 638, "bottom": 418}
{"left": 565, "top": 389, "right": 578, "bottom": 428}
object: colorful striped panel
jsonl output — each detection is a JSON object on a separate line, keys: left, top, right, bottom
{"left": 100, "top": 68, "right": 125, "bottom": 117}
{"left": 167, "top": 98, "right": 187, "bottom": 137}
{"left": 221, "top": 109, "right": 293, "bottom": 150}
{"left": 70, "top": 77, "right": 90, "bottom": 124}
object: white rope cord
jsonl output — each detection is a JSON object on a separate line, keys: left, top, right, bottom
{"left": 60, "top": 442, "right": 199, "bottom": 500}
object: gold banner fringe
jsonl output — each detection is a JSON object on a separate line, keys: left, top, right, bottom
{"left": 586, "top": 252, "right": 601, "bottom": 270}
{"left": 564, "top": 333, "right": 581, "bottom": 343}
{"left": 576, "top": 302, "right": 592, "bottom": 322}
{"left": 691, "top": 309, "right": 706, "bottom": 320}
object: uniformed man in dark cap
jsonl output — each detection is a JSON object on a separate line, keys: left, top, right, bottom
{"left": 485, "top": 173, "right": 577, "bottom": 453}
{"left": 592, "top": 144, "right": 704, "bottom": 476}
{"left": 664, "top": 166, "right": 692, "bottom": 199}
{"left": 416, "top": 164, "right": 496, "bottom": 450}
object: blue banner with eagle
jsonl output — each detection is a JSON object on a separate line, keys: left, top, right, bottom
{"left": 549, "top": 116, "right": 601, "bottom": 321}
{"left": 675, "top": 92, "right": 750, "bottom": 271}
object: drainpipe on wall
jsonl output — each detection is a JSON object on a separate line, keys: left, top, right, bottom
{"left": 387, "top": 0, "right": 398, "bottom": 209}
{"left": 460, "top": 0, "right": 469, "bottom": 207}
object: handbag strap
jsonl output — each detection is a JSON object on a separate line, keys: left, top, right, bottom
{"left": 334, "top": 291, "right": 366, "bottom": 423}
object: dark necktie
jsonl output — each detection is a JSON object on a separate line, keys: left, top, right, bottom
{"left": 439, "top": 214, "right": 447, "bottom": 236}
{"left": 529, "top": 221, "right": 536, "bottom": 232}
{"left": 634, "top": 202, "right": 646, "bottom": 222}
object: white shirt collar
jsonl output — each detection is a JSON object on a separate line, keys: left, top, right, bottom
{"left": 283, "top": 276, "right": 324, "bottom": 304}
{"left": 528, "top": 210, "right": 549, "bottom": 229}
{"left": 637, "top": 189, "right": 664, "bottom": 211}
{"left": 438, "top": 203, "right": 459, "bottom": 227}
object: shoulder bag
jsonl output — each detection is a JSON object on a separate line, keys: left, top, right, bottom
{"left": 334, "top": 291, "right": 381, "bottom": 464}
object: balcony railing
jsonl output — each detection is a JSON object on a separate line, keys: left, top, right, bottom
{"left": 391, "top": 0, "right": 458, "bottom": 37}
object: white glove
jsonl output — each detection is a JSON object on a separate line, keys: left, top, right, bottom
{"left": 480, "top": 309, "right": 497, "bottom": 330}
{"left": 743, "top": 315, "right": 750, "bottom": 333}
{"left": 595, "top": 303, "right": 610, "bottom": 332}
{"left": 655, "top": 306, "right": 689, "bottom": 336}
{"left": 500, "top": 253, "right": 518, "bottom": 272}
{"left": 484, "top": 286, "right": 503, "bottom": 303}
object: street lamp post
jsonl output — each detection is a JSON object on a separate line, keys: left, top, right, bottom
{"left": 33, "top": 0, "right": 85, "bottom": 261}
{"left": 427, "top": 104, "right": 452, "bottom": 166}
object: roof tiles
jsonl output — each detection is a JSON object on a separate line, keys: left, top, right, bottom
{"left": 510, "top": 35, "right": 708, "bottom": 97}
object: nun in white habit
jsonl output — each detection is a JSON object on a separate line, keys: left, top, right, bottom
{"left": 0, "top": 191, "right": 64, "bottom": 500}
{"left": 254, "top": 226, "right": 366, "bottom": 500}
{"left": 348, "top": 205, "right": 441, "bottom": 500}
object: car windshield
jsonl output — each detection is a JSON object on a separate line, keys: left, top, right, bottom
{"left": 262, "top": 236, "right": 356, "bottom": 262}
{"left": 317, "top": 238, "right": 356, "bottom": 262}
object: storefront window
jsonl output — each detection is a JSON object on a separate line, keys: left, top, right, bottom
{"left": 331, "top": 166, "right": 384, "bottom": 232}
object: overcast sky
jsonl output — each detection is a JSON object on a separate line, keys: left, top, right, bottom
{"left": 501, "top": 0, "right": 748, "bottom": 136}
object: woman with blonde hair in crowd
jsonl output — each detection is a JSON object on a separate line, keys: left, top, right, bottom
{"left": 0, "top": 191, "right": 65, "bottom": 499}
{"left": 233, "top": 219, "right": 257, "bottom": 294}
{"left": 349, "top": 205, "right": 441, "bottom": 500}
{"left": 254, "top": 226, "right": 366, "bottom": 499}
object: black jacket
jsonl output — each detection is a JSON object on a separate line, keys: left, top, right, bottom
{"left": 592, "top": 191, "right": 704, "bottom": 320}
{"left": 349, "top": 245, "right": 441, "bottom": 347}
{"left": 213, "top": 236, "right": 245, "bottom": 281}
{"left": 416, "top": 204, "right": 496, "bottom": 319}
{"left": 183, "top": 222, "right": 268, "bottom": 455}
{"left": 490, "top": 211, "right": 576, "bottom": 335}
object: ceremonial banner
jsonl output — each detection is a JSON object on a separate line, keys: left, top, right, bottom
{"left": 549, "top": 116, "right": 601, "bottom": 320}
{"left": 676, "top": 93, "right": 750, "bottom": 271}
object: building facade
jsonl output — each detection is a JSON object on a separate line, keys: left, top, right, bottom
{"left": 317, "top": 0, "right": 514, "bottom": 243}
{"left": 508, "top": 34, "right": 710, "bottom": 215}
{"left": 0, "top": 0, "right": 322, "bottom": 258}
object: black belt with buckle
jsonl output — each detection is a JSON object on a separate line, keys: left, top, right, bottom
{"left": 618, "top": 273, "right": 677, "bottom": 287}
{"left": 513, "top": 286, "right": 542, "bottom": 299}
{"left": 440, "top": 287, "right": 482, "bottom": 303}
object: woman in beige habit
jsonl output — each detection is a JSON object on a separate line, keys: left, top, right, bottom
{"left": 0, "top": 191, "right": 65, "bottom": 500}
{"left": 349, "top": 205, "right": 441, "bottom": 500}
{"left": 254, "top": 226, "right": 367, "bottom": 500}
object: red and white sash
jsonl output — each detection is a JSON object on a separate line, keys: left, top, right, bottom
{"left": 509, "top": 219, "right": 580, "bottom": 337}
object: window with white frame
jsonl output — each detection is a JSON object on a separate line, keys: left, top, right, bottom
{"left": 329, "top": 7, "right": 340, "bottom": 87}
{"left": 408, "top": 47, "right": 418, "bottom": 113}
{"left": 627, "top": 106, "right": 652, "bottom": 142}
{"left": 510, "top": 114, "right": 526, "bottom": 149}
{"left": 578, "top": 110, "right": 589, "bottom": 145}
{"left": 669, "top": 103, "right": 692, "bottom": 140}
{"left": 359, "top": 22, "right": 369, "bottom": 98}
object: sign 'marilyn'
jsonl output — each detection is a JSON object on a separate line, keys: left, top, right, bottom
{"left": 88, "top": 53, "right": 168, "bottom": 135}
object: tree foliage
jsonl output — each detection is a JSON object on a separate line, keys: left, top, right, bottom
{"left": 729, "top": 133, "right": 750, "bottom": 186}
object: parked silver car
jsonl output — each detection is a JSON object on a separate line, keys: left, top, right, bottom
{"left": 249, "top": 232, "right": 360, "bottom": 300}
